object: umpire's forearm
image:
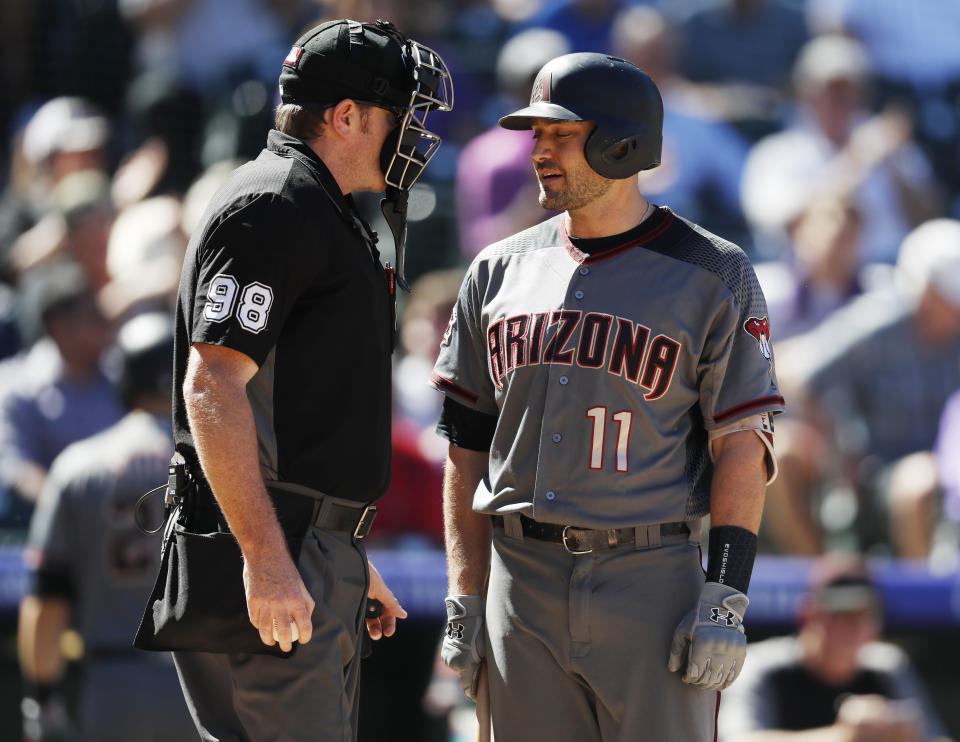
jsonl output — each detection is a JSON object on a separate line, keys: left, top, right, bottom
{"left": 183, "top": 344, "right": 286, "bottom": 564}
{"left": 443, "top": 444, "right": 492, "bottom": 595}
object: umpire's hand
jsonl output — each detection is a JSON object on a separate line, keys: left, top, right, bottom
{"left": 243, "top": 544, "right": 315, "bottom": 653}
{"left": 668, "top": 581, "right": 749, "bottom": 691}
{"left": 441, "top": 595, "right": 485, "bottom": 700}
{"left": 366, "top": 561, "right": 408, "bottom": 640}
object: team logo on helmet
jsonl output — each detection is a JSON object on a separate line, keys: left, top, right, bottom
{"left": 709, "top": 608, "right": 740, "bottom": 628}
{"left": 531, "top": 72, "right": 550, "bottom": 104}
{"left": 743, "top": 316, "right": 772, "bottom": 360}
{"left": 445, "top": 622, "right": 465, "bottom": 640}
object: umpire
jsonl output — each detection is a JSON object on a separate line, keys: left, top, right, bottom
{"left": 169, "top": 19, "right": 452, "bottom": 741}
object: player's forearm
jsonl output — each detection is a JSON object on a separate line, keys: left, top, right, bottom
{"left": 183, "top": 354, "right": 286, "bottom": 562}
{"left": 443, "top": 445, "right": 492, "bottom": 595}
{"left": 710, "top": 430, "right": 768, "bottom": 532}
{"left": 17, "top": 596, "right": 70, "bottom": 683}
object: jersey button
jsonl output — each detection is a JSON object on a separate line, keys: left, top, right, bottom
{"left": 579, "top": 267, "right": 590, "bottom": 276}
{"left": 574, "top": 290, "right": 584, "bottom": 299}
{"left": 559, "top": 375, "right": 569, "bottom": 385}
{"left": 545, "top": 491, "right": 556, "bottom": 501}
{"left": 552, "top": 433, "right": 562, "bottom": 443}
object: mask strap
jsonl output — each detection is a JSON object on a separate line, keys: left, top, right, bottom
{"left": 380, "top": 186, "right": 410, "bottom": 292}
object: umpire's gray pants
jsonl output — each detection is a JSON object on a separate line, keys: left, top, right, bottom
{"left": 173, "top": 528, "right": 369, "bottom": 742}
{"left": 486, "top": 518, "right": 717, "bottom": 742}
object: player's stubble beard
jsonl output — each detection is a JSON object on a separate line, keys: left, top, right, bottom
{"left": 537, "top": 159, "right": 612, "bottom": 212}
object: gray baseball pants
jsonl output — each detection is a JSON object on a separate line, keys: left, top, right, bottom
{"left": 173, "top": 528, "right": 369, "bottom": 742}
{"left": 486, "top": 515, "right": 717, "bottom": 742}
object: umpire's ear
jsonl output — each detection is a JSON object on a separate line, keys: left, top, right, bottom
{"left": 327, "top": 99, "right": 363, "bottom": 138}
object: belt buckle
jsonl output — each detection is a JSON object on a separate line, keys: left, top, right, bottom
{"left": 353, "top": 505, "right": 377, "bottom": 540}
{"left": 561, "top": 525, "right": 593, "bottom": 555}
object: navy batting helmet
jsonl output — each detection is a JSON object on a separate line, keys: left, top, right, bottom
{"left": 499, "top": 52, "right": 663, "bottom": 179}
{"left": 116, "top": 312, "right": 174, "bottom": 410}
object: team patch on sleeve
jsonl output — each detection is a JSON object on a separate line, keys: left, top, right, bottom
{"left": 441, "top": 309, "right": 455, "bottom": 347}
{"left": 743, "top": 316, "right": 771, "bottom": 360}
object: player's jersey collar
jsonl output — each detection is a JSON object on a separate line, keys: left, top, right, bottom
{"left": 562, "top": 206, "right": 675, "bottom": 264}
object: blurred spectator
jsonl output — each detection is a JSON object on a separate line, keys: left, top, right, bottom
{"left": 514, "top": 0, "right": 624, "bottom": 53}
{"left": 116, "top": 72, "right": 207, "bottom": 203}
{"left": 9, "top": 169, "right": 115, "bottom": 291}
{"left": 676, "top": 0, "right": 808, "bottom": 140}
{"left": 0, "top": 261, "right": 123, "bottom": 527}
{"left": 455, "top": 28, "right": 569, "bottom": 258}
{"left": 934, "top": 390, "right": 960, "bottom": 566}
{"left": 393, "top": 268, "right": 466, "bottom": 458}
{"left": 807, "top": 0, "right": 960, "bottom": 207}
{"left": 17, "top": 311, "right": 195, "bottom": 742}
{"left": 766, "top": 219, "right": 960, "bottom": 557}
{"left": 99, "top": 194, "right": 187, "bottom": 321}
{"left": 0, "top": 97, "right": 110, "bottom": 268}
{"left": 120, "top": 0, "right": 287, "bottom": 92}
{"left": 755, "top": 198, "right": 867, "bottom": 343}
{"left": 21, "top": 98, "right": 110, "bottom": 195}
{"left": 678, "top": 0, "right": 807, "bottom": 89}
{"left": 612, "top": 5, "right": 751, "bottom": 247}
{"left": 741, "top": 34, "right": 941, "bottom": 263}
{"left": 718, "top": 552, "right": 953, "bottom": 742}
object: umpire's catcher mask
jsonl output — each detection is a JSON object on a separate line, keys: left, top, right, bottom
{"left": 279, "top": 19, "right": 453, "bottom": 290}
{"left": 499, "top": 52, "right": 662, "bottom": 180}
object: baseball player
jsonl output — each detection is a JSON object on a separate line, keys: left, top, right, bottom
{"left": 18, "top": 312, "right": 196, "bottom": 742}
{"left": 168, "top": 18, "right": 452, "bottom": 742}
{"left": 432, "top": 53, "right": 784, "bottom": 741}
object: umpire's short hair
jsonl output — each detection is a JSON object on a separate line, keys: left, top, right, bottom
{"left": 274, "top": 103, "right": 328, "bottom": 140}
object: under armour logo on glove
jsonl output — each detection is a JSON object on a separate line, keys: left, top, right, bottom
{"left": 446, "top": 622, "right": 465, "bottom": 640}
{"left": 440, "top": 595, "right": 486, "bottom": 700}
{"left": 668, "top": 582, "right": 750, "bottom": 692}
{"left": 709, "top": 608, "right": 741, "bottom": 628}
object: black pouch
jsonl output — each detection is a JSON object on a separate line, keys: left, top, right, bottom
{"left": 133, "top": 468, "right": 316, "bottom": 657}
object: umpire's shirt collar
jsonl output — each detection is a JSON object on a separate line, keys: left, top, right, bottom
{"left": 267, "top": 129, "right": 348, "bottom": 202}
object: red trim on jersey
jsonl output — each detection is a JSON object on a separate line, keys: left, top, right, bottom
{"left": 713, "top": 396, "right": 785, "bottom": 424}
{"left": 561, "top": 208, "right": 676, "bottom": 264}
{"left": 714, "top": 692, "right": 721, "bottom": 742}
{"left": 430, "top": 373, "right": 479, "bottom": 404}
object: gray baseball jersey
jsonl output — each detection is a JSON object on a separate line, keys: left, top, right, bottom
{"left": 26, "top": 410, "right": 195, "bottom": 740}
{"left": 432, "top": 207, "right": 784, "bottom": 528}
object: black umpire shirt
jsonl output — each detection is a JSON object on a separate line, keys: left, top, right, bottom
{"left": 173, "top": 130, "right": 394, "bottom": 503}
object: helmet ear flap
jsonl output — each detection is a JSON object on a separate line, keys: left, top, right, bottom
{"left": 585, "top": 130, "right": 642, "bottom": 180}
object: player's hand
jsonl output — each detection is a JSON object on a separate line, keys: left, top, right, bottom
{"left": 243, "top": 545, "right": 315, "bottom": 652}
{"left": 837, "top": 695, "right": 924, "bottom": 742}
{"left": 668, "top": 581, "right": 749, "bottom": 691}
{"left": 440, "top": 594, "right": 485, "bottom": 700}
{"left": 366, "top": 561, "right": 407, "bottom": 640}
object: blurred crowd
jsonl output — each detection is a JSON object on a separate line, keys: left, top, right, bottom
{"left": 1, "top": 0, "right": 960, "bottom": 739}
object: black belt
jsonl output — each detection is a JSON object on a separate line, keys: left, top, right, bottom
{"left": 493, "top": 514, "right": 689, "bottom": 554}
{"left": 312, "top": 499, "right": 377, "bottom": 539}
{"left": 267, "top": 481, "right": 377, "bottom": 540}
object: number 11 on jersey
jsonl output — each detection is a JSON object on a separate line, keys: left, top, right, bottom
{"left": 586, "top": 407, "right": 632, "bottom": 472}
